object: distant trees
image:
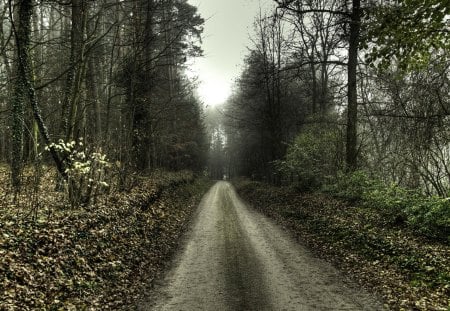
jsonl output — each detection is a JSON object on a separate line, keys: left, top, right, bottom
{"left": 221, "top": 0, "right": 449, "bottom": 195}
{"left": 224, "top": 39, "right": 307, "bottom": 180}
{"left": 1, "top": 0, "right": 207, "bottom": 192}
{"left": 116, "top": 0, "right": 205, "bottom": 172}
{"left": 204, "top": 106, "right": 226, "bottom": 179}
{"left": 223, "top": 5, "right": 340, "bottom": 181}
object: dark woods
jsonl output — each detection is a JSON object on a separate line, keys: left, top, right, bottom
{"left": 2, "top": 0, "right": 449, "bottom": 197}
{"left": 1, "top": 0, "right": 207, "bottom": 193}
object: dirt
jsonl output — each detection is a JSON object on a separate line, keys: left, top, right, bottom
{"left": 142, "top": 181, "right": 384, "bottom": 311}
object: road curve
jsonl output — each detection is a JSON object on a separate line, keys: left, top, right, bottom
{"left": 143, "top": 181, "right": 384, "bottom": 311}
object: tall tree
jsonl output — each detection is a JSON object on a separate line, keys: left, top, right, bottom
{"left": 62, "top": 0, "right": 87, "bottom": 141}
{"left": 10, "top": 0, "right": 25, "bottom": 189}
{"left": 11, "top": 0, "right": 67, "bottom": 182}
{"left": 276, "top": 0, "right": 361, "bottom": 170}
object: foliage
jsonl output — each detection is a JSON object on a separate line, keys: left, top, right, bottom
{"left": 363, "top": 0, "right": 450, "bottom": 71}
{"left": 234, "top": 180, "right": 450, "bottom": 310}
{"left": 277, "top": 121, "right": 343, "bottom": 191}
{"left": 406, "top": 197, "right": 450, "bottom": 241}
{"left": 321, "top": 170, "right": 375, "bottom": 202}
{"left": 45, "top": 140, "right": 111, "bottom": 208}
{"left": 323, "top": 171, "right": 450, "bottom": 241}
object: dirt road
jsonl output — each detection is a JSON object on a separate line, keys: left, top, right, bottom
{"left": 144, "top": 181, "right": 384, "bottom": 311}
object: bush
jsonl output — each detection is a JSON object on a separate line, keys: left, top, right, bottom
{"left": 406, "top": 197, "right": 450, "bottom": 241}
{"left": 322, "top": 170, "right": 375, "bottom": 202}
{"left": 324, "top": 171, "right": 450, "bottom": 241}
{"left": 364, "top": 182, "right": 421, "bottom": 225}
{"left": 46, "top": 139, "right": 111, "bottom": 208}
{"left": 277, "top": 120, "right": 343, "bottom": 191}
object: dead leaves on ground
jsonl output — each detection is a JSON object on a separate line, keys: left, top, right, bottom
{"left": 235, "top": 180, "right": 450, "bottom": 311}
{"left": 0, "top": 169, "right": 210, "bottom": 310}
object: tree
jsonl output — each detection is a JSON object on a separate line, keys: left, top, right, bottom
{"left": 11, "top": 0, "right": 67, "bottom": 184}
{"left": 364, "top": 0, "right": 450, "bottom": 71}
{"left": 285, "top": 0, "right": 342, "bottom": 114}
{"left": 275, "top": 0, "right": 361, "bottom": 170}
{"left": 1, "top": 0, "right": 209, "bottom": 196}
{"left": 117, "top": 0, "right": 204, "bottom": 172}
{"left": 358, "top": 57, "right": 450, "bottom": 195}
{"left": 61, "top": 0, "right": 87, "bottom": 141}
{"left": 224, "top": 34, "right": 308, "bottom": 180}
{"left": 10, "top": 0, "right": 26, "bottom": 189}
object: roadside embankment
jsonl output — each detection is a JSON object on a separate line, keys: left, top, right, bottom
{"left": 0, "top": 170, "right": 211, "bottom": 310}
{"left": 234, "top": 180, "right": 450, "bottom": 311}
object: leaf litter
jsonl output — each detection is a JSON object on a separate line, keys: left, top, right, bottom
{"left": 0, "top": 167, "right": 211, "bottom": 310}
{"left": 235, "top": 180, "right": 450, "bottom": 311}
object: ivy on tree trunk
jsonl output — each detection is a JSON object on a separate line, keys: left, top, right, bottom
{"left": 12, "top": 0, "right": 67, "bottom": 181}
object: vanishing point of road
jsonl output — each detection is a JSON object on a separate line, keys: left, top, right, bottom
{"left": 143, "top": 181, "right": 384, "bottom": 311}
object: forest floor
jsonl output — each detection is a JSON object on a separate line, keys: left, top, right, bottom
{"left": 144, "top": 181, "right": 384, "bottom": 311}
{"left": 0, "top": 166, "right": 212, "bottom": 310}
{"left": 234, "top": 179, "right": 450, "bottom": 311}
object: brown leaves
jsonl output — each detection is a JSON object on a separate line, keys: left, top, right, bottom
{"left": 0, "top": 170, "right": 209, "bottom": 310}
{"left": 235, "top": 180, "right": 450, "bottom": 311}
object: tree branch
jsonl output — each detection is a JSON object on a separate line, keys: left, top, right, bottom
{"left": 274, "top": 0, "right": 351, "bottom": 17}
{"left": 281, "top": 60, "right": 347, "bottom": 72}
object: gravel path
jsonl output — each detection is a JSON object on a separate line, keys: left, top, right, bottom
{"left": 143, "top": 181, "right": 384, "bottom": 311}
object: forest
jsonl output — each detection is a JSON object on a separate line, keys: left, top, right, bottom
{"left": 208, "top": 0, "right": 450, "bottom": 241}
{"left": 0, "top": 0, "right": 449, "bottom": 310}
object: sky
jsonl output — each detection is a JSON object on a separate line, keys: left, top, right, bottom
{"left": 186, "top": 0, "right": 274, "bottom": 107}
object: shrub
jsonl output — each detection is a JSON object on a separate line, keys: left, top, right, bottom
{"left": 277, "top": 121, "right": 343, "bottom": 191}
{"left": 321, "top": 170, "right": 376, "bottom": 202}
{"left": 363, "top": 182, "right": 420, "bottom": 225}
{"left": 46, "top": 140, "right": 111, "bottom": 208}
{"left": 324, "top": 171, "right": 450, "bottom": 241}
{"left": 406, "top": 197, "right": 450, "bottom": 241}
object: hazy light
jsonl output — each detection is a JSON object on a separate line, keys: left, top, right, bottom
{"left": 187, "top": 57, "right": 232, "bottom": 107}
{"left": 198, "top": 78, "right": 231, "bottom": 107}
{"left": 186, "top": 0, "right": 274, "bottom": 107}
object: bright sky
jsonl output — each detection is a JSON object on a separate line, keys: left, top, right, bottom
{"left": 186, "top": 0, "right": 274, "bottom": 107}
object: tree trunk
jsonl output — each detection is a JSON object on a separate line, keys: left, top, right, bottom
{"left": 13, "top": 0, "right": 67, "bottom": 181}
{"left": 10, "top": 0, "right": 27, "bottom": 189}
{"left": 345, "top": 0, "right": 361, "bottom": 171}
{"left": 310, "top": 61, "right": 317, "bottom": 114}
{"left": 62, "top": 0, "right": 87, "bottom": 141}
{"left": 87, "top": 56, "right": 101, "bottom": 142}
{"left": 10, "top": 71, "right": 25, "bottom": 189}
{"left": 105, "top": 18, "right": 121, "bottom": 141}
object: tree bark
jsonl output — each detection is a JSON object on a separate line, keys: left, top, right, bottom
{"left": 13, "top": 0, "right": 67, "bottom": 181}
{"left": 62, "top": 0, "right": 87, "bottom": 141}
{"left": 345, "top": 0, "right": 361, "bottom": 171}
{"left": 10, "top": 0, "right": 26, "bottom": 189}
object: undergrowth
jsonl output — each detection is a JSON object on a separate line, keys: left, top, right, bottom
{"left": 0, "top": 168, "right": 211, "bottom": 310}
{"left": 322, "top": 171, "right": 450, "bottom": 242}
{"left": 234, "top": 179, "right": 450, "bottom": 311}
